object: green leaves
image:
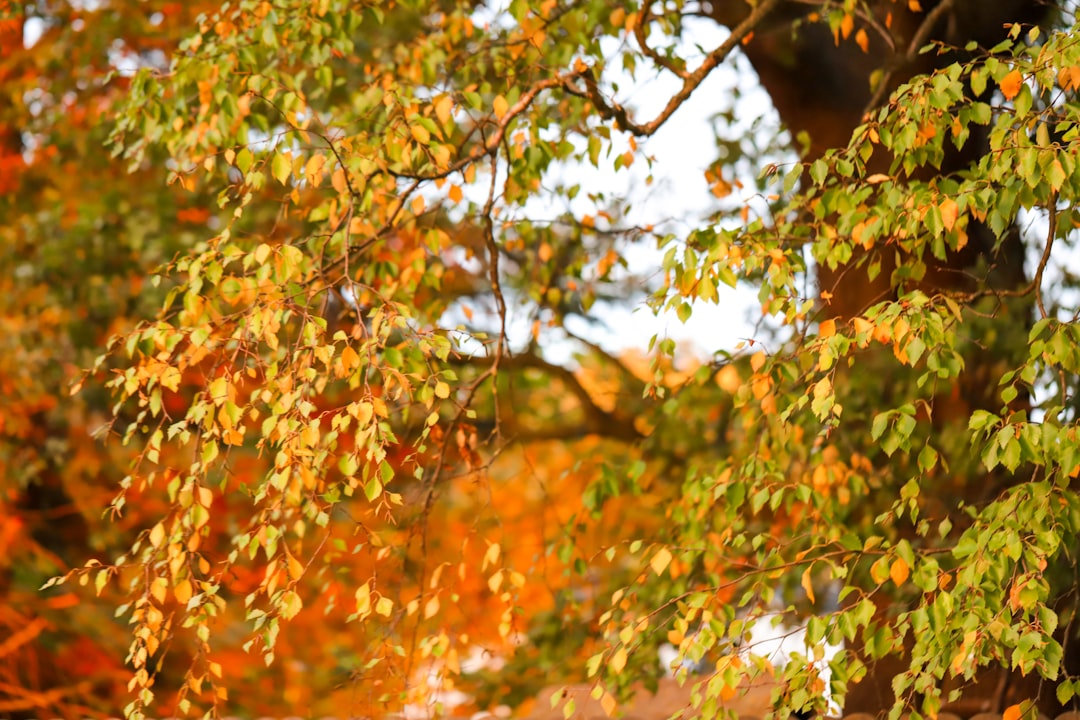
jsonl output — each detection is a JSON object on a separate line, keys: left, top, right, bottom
{"left": 271, "top": 151, "right": 291, "bottom": 185}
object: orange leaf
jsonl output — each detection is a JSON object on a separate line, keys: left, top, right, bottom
{"left": 716, "top": 364, "right": 741, "bottom": 393}
{"left": 435, "top": 95, "right": 454, "bottom": 126}
{"left": 890, "top": 557, "right": 910, "bottom": 586}
{"left": 1003, "top": 705, "right": 1023, "bottom": 720}
{"left": 341, "top": 345, "right": 360, "bottom": 374}
{"left": 839, "top": 14, "right": 854, "bottom": 40}
{"left": 1000, "top": 69, "right": 1024, "bottom": 101}
{"left": 174, "top": 579, "right": 193, "bottom": 605}
{"left": 493, "top": 95, "right": 509, "bottom": 120}
{"left": 332, "top": 167, "right": 348, "bottom": 194}
{"left": 940, "top": 197, "right": 959, "bottom": 232}
{"left": 819, "top": 318, "right": 836, "bottom": 339}
{"left": 601, "top": 691, "right": 617, "bottom": 717}
{"left": 870, "top": 556, "right": 890, "bottom": 584}
{"left": 855, "top": 28, "right": 869, "bottom": 53}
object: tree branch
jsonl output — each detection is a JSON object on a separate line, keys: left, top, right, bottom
{"left": 564, "top": 0, "right": 783, "bottom": 137}
{"left": 451, "top": 352, "right": 644, "bottom": 442}
{"left": 863, "top": 0, "right": 955, "bottom": 114}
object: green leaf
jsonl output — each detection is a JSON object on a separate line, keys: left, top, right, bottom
{"left": 272, "top": 152, "right": 291, "bottom": 185}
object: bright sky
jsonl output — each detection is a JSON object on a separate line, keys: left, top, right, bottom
{"left": 556, "top": 21, "right": 779, "bottom": 363}
{"left": 455, "top": 15, "right": 786, "bottom": 366}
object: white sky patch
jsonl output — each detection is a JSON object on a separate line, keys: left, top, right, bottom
{"left": 438, "top": 18, "right": 783, "bottom": 366}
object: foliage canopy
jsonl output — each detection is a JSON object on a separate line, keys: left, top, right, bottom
{"left": 4, "top": 0, "right": 1080, "bottom": 718}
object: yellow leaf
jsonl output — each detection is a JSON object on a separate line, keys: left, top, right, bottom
{"left": 801, "top": 567, "right": 816, "bottom": 605}
{"left": 890, "top": 557, "right": 910, "bottom": 586}
{"left": 209, "top": 661, "right": 223, "bottom": 678}
{"left": 488, "top": 569, "right": 503, "bottom": 593}
{"left": 940, "top": 197, "right": 959, "bottom": 232}
{"left": 610, "top": 647, "right": 628, "bottom": 674}
{"left": 149, "top": 523, "right": 166, "bottom": 548}
{"left": 813, "top": 377, "right": 832, "bottom": 401}
{"left": 1000, "top": 69, "right": 1024, "bottom": 101}
{"left": 483, "top": 542, "right": 501, "bottom": 571}
{"left": 493, "top": 94, "right": 509, "bottom": 120}
{"left": 435, "top": 95, "right": 454, "bottom": 126}
{"left": 305, "top": 153, "right": 326, "bottom": 185}
{"left": 355, "top": 583, "right": 372, "bottom": 616}
{"left": 410, "top": 124, "right": 431, "bottom": 145}
{"left": 254, "top": 243, "right": 272, "bottom": 265}
{"left": 375, "top": 596, "right": 393, "bottom": 616}
{"left": 150, "top": 577, "right": 168, "bottom": 605}
{"left": 435, "top": 381, "right": 450, "bottom": 399}
{"left": 174, "top": 579, "right": 193, "bottom": 604}
{"left": 280, "top": 590, "right": 302, "bottom": 619}
{"left": 601, "top": 691, "right": 617, "bottom": 717}
{"left": 870, "top": 556, "right": 890, "bottom": 584}
{"left": 650, "top": 547, "right": 673, "bottom": 576}
{"left": 411, "top": 194, "right": 426, "bottom": 215}
{"left": 867, "top": 173, "right": 890, "bottom": 184}
{"left": 332, "top": 167, "right": 348, "bottom": 195}
{"left": 160, "top": 366, "right": 182, "bottom": 393}
{"left": 425, "top": 594, "right": 440, "bottom": 619}
{"left": 750, "top": 350, "right": 766, "bottom": 372}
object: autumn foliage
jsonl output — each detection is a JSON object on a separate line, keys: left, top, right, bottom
{"left": 3, "top": 1, "right": 1080, "bottom": 719}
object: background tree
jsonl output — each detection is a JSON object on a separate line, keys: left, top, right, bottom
{"left": 4, "top": 0, "right": 1080, "bottom": 718}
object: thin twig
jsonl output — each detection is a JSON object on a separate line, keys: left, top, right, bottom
{"left": 1033, "top": 192, "right": 1058, "bottom": 319}
{"left": 564, "top": 0, "right": 782, "bottom": 137}
{"left": 863, "top": 0, "right": 955, "bottom": 115}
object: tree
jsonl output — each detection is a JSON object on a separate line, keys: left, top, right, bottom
{"left": 5, "top": 0, "right": 1080, "bottom": 718}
